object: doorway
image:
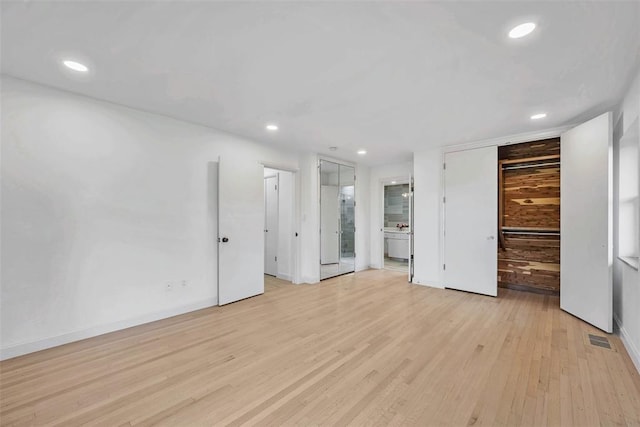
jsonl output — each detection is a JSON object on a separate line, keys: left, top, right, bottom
{"left": 263, "top": 167, "right": 295, "bottom": 284}
{"left": 319, "top": 159, "right": 356, "bottom": 280}
{"left": 497, "top": 138, "right": 561, "bottom": 296}
{"left": 382, "top": 180, "right": 411, "bottom": 273}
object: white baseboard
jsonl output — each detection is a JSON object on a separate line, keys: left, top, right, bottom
{"left": 614, "top": 313, "right": 640, "bottom": 375}
{"left": 0, "top": 297, "right": 217, "bottom": 361}
{"left": 276, "top": 273, "right": 292, "bottom": 282}
{"left": 300, "top": 275, "right": 320, "bottom": 284}
{"left": 411, "top": 277, "right": 445, "bottom": 289}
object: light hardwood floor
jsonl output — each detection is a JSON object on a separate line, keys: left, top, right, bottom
{"left": 1, "top": 270, "right": 639, "bottom": 426}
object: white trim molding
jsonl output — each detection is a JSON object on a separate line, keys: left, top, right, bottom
{"left": 441, "top": 124, "right": 575, "bottom": 154}
{"left": 0, "top": 298, "right": 217, "bottom": 361}
{"left": 615, "top": 313, "right": 640, "bottom": 375}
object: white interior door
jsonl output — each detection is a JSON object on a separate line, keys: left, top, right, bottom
{"left": 409, "top": 176, "right": 414, "bottom": 283}
{"left": 218, "top": 157, "right": 264, "bottom": 305}
{"left": 560, "top": 112, "right": 613, "bottom": 332}
{"left": 444, "top": 146, "right": 498, "bottom": 296}
{"left": 321, "top": 184, "right": 339, "bottom": 264}
{"left": 264, "top": 175, "right": 278, "bottom": 276}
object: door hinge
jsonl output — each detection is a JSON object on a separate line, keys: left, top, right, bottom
{"left": 275, "top": 256, "right": 277, "bottom": 262}
{"left": 275, "top": 184, "right": 278, "bottom": 190}
{"left": 443, "top": 196, "right": 446, "bottom": 203}
{"left": 443, "top": 264, "right": 446, "bottom": 270}
{"left": 443, "top": 163, "right": 446, "bottom": 170}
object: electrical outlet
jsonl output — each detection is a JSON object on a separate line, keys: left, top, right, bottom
{"left": 181, "top": 280, "right": 187, "bottom": 288}
{"left": 166, "top": 282, "right": 173, "bottom": 292}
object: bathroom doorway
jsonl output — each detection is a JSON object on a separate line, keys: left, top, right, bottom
{"left": 382, "top": 179, "right": 413, "bottom": 277}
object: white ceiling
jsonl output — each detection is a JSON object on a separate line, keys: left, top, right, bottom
{"left": 2, "top": 1, "right": 639, "bottom": 166}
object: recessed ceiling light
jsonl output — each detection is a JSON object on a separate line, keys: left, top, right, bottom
{"left": 391, "top": 181, "right": 397, "bottom": 184}
{"left": 357, "top": 150, "right": 367, "bottom": 155}
{"left": 62, "top": 60, "right": 89, "bottom": 72}
{"left": 509, "top": 22, "right": 536, "bottom": 39}
{"left": 530, "top": 113, "right": 547, "bottom": 120}
{"left": 265, "top": 124, "right": 278, "bottom": 131}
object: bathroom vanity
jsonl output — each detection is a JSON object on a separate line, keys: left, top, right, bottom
{"left": 384, "top": 228, "right": 410, "bottom": 260}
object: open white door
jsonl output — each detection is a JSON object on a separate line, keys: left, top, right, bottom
{"left": 444, "top": 146, "right": 498, "bottom": 296}
{"left": 560, "top": 112, "right": 613, "bottom": 332}
{"left": 409, "top": 176, "right": 415, "bottom": 283}
{"left": 264, "top": 175, "right": 278, "bottom": 276}
{"left": 218, "top": 157, "right": 264, "bottom": 305}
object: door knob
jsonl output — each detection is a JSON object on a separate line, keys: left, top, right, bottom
{"left": 222, "top": 237, "right": 229, "bottom": 243}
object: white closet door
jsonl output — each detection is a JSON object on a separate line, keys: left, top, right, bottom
{"left": 218, "top": 157, "right": 264, "bottom": 305}
{"left": 560, "top": 112, "right": 613, "bottom": 332}
{"left": 444, "top": 146, "right": 498, "bottom": 296}
{"left": 264, "top": 175, "right": 278, "bottom": 276}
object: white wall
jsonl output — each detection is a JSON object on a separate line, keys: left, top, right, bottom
{"left": 298, "top": 153, "right": 320, "bottom": 283}
{"left": 0, "top": 77, "right": 304, "bottom": 359}
{"left": 355, "top": 164, "right": 370, "bottom": 272}
{"left": 613, "top": 66, "right": 640, "bottom": 373}
{"left": 368, "top": 162, "right": 412, "bottom": 269}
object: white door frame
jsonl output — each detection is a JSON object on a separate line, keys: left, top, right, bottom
{"left": 264, "top": 174, "right": 279, "bottom": 277}
{"left": 260, "top": 162, "right": 300, "bottom": 284}
{"left": 378, "top": 176, "right": 412, "bottom": 278}
{"left": 318, "top": 156, "right": 357, "bottom": 280}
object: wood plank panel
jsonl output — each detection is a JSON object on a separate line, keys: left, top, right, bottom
{"left": 503, "top": 166, "right": 560, "bottom": 229}
{"left": 1, "top": 271, "right": 639, "bottom": 426}
{"left": 499, "top": 138, "right": 560, "bottom": 161}
{"left": 499, "top": 235, "right": 561, "bottom": 293}
{"left": 498, "top": 139, "right": 561, "bottom": 294}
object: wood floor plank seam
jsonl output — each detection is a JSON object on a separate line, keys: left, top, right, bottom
{"left": 1, "top": 271, "right": 639, "bottom": 426}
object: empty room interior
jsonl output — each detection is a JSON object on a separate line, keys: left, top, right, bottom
{"left": 2, "top": 1, "right": 640, "bottom": 425}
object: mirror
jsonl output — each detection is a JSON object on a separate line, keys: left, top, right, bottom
{"left": 320, "top": 160, "right": 356, "bottom": 279}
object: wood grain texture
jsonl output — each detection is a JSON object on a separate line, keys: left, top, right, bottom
{"left": 1, "top": 271, "right": 639, "bottom": 426}
{"left": 499, "top": 235, "right": 561, "bottom": 293}
{"left": 498, "top": 139, "right": 561, "bottom": 294}
{"left": 499, "top": 138, "right": 560, "bottom": 161}
{"left": 502, "top": 166, "right": 560, "bottom": 230}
